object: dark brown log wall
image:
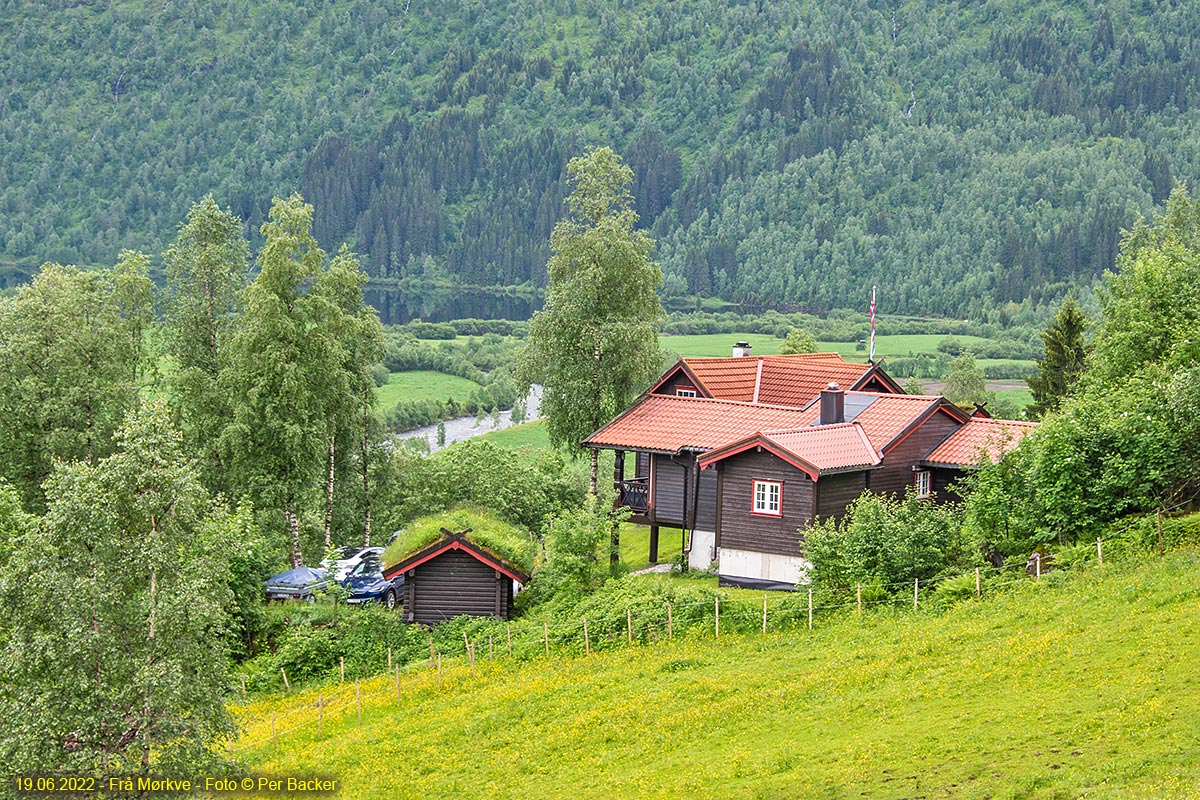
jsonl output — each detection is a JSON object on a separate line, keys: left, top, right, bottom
{"left": 650, "top": 453, "right": 716, "bottom": 528}
{"left": 814, "top": 471, "right": 870, "bottom": 522}
{"left": 405, "top": 549, "right": 513, "bottom": 625}
{"left": 872, "top": 411, "right": 962, "bottom": 496}
{"left": 716, "top": 450, "right": 814, "bottom": 557}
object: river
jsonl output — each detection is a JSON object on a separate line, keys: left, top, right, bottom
{"left": 394, "top": 385, "right": 543, "bottom": 453}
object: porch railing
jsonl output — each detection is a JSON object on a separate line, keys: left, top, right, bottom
{"left": 616, "top": 477, "right": 650, "bottom": 513}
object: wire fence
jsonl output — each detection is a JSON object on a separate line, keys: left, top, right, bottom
{"left": 232, "top": 504, "right": 1198, "bottom": 752}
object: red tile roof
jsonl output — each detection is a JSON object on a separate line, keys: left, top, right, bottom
{"left": 923, "top": 417, "right": 1038, "bottom": 467}
{"left": 583, "top": 394, "right": 814, "bottom": 454}
{"left": 673, "top": 353, "right": 883, "bottom": 404}
{"left": 698, "top": 424, "right": 882, "bottom": 478}
{"left": 847, "top": 394, "right": 962, "bottom": 451}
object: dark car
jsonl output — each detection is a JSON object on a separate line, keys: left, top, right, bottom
{"left": 340, "top": 559, "right": 404, "bottom": 610}
{"left": 263, "top": 566, "right": 331, "bottom": 602}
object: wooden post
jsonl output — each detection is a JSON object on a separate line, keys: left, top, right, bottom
{"left": 626, "top": 609, "right": 633, "bottom": 644}
{"left": 355, "top": 680, "right": 362, "bottom": 725}
{"left": 914, "top": 578, "right": 919, "bottom": 611}
{"left": 1035, "top": 552, "right": 1041, "bottom": 579}
{"left": 271, "top": 711, "right": 276, "bottom": 748}
{"left": 807, "top": 587, "right": 813, "bottom": 630}
{"left": 429, "top": 637, "right": 435, "bottom": 667}
{"left": 649, "top": 525, "right": 660, "bottom": 565}
{"left": 240, "top": 674, "right": 247, "bottom": 701}
{"left": 388, "top": 646, "right": 392, "bottom": 670}
{"left": 1158, "top": 508, "right": 1164, "bottom": 556}
{"left": 1097, "top": 537, "right": 1103, "bottom": 565}
{"left": 489, "top": 635, "right": 494, "bottom": 663}
{"left": 280, "top": 667, "right": 290, "bottom": 693}
{"left": 975, "top": 567, "right": 981, "bottom": 598}
{"left": 856, "top": 584, "right": 862, "bottom": 616}
{"left": 583, "top": 618, "right": 590, "bottom": 655}
{"left": 317, "top": 692, "right": 323, "bottom": 737}
{"left": 667, "top": 602, "right": 673, "bottom": 641}
{"left": 543, "top": 621, "right": 549, "bottom": 657}
{"left": 714, "top": 597, "right": 720, "bottom": 639}
{"left": 506, "top": 624, "right": 512, "bottom": 657}
{"left": 340, "top": 656, "right": 345, "bottom": 683}
{"left": 762, "top": 595, "right": 768, "bottom": 634}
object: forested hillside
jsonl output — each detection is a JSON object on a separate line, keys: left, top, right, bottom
{"left": 3, "top": 0, "right": 1200, "bottom": 317}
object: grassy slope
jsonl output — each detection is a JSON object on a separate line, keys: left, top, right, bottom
{"left": 234, "top": 547, "right": 1200, "bottom": 799}
{"left": 374, "top": 370, "right": 481, "bottom": 409}
{"left": 659, "top": 332, "right": 999, "bottom": 362}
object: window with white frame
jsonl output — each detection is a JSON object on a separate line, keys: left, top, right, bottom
{"left": 915, "top": 470, "right": 932, "bottom": 498}
{"left": 752, "top": 480, "right": 782, "bottom": 516}
{"left": 675, "top": 386, "right": 698, "bottom": 397}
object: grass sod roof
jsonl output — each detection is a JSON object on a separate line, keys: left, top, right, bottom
{"left": 381, "top": 508, "right": 536, "bottom": 577}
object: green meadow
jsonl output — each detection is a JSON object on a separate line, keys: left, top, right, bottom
{"left": 233, "top": 544, "right": 1200, "bottom": 799}
{"left": 374, "top": 370, "right": 482, "bottom": 409}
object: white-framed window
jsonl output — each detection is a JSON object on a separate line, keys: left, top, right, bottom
{"left": 915, "top": 470, "right": 932, "bottom": 499}
{"left": 675, "top": 387, "right": 698, "bottom": 397}
{"left": 752, "top": 480, "right": 783, "bottom": 516}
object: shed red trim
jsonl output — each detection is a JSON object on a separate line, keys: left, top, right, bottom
{"left": 383, "top": 532, "right": 529, "bottom": 585}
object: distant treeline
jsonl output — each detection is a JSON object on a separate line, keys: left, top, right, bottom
{"left": 3, "top": 1, "right": 1199, "bottom": 318}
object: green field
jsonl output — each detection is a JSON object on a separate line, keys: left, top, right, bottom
{"left": 659, "top": 332, "right": 995, "bottom": 361}
{"left": 233, "top": 544, "right": 1200, "bottom": 798}
{"left": 374, "top": 370, "right": 481, "bottom": 409}
{"left": 479, "top": 418, "right": 550, "bottom": 450}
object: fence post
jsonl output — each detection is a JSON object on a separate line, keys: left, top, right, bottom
{"left": 355, "top": 680, "right": 362, "bottom": 725}
{"left": 856, "top": 584, "right": 862, "bottom": 616}
{"left": 489, "top": 635, "right": 494, "bottom": 663}
{"left": 1097, "top": 537, "right": 1103, "bottom": 565}
{"left": 340, "top": 656, "right": 345, "bottom": 684}
{"left": 975, "top": 567, "right": 981, "bottom": 598}
{"left": 914, "top": 578, "right": 919, "bottom": 611}
{"left": 762, "top": 595, "right": 768, "bottom": 634}
{"left": 626, "top": 609, "right": 633, "bottom": 645}
{"left": 543, "top": 621, "right": 549, "bottom": 657}
{"left": 506, "top": 624, "right": 512, "bottom": 658}
{"left": 1158, "top": 508, "right": 1164, "bottom": 556}
{"left": 317, "top": 691, "right": 323, "bottom": 737}
{"left": 667, "top": 602, "right": 673, "bottom": 641}
{"left": 280, "top": 667, "right": 290, "bottom": 693}
{"left": 429, "top": 637, "right": 435, "bottom": 668}
{"left": 1035, "top": 552, "right": 1041, "bottom": 579}
{"left": 808, "top": 587, "right": 813, "bottom": 630}
{"left": 240, "top": 674, "right": 247, "bottom": 702}
{"left": 583, "top": 617, "right": 590, "bottom": 655}
{"left": 715, "top": 597, "right": 720, "bottom": 639}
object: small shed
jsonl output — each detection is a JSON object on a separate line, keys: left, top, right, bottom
{"left": 381, "top": 527, "right": 530, "bottom": 625}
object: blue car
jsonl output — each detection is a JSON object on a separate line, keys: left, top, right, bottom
{"left": 263, "top": 566, "right": 332, "bottom": 602}
{"left": 341, "top": 558, "right": 404, "bottom": 610}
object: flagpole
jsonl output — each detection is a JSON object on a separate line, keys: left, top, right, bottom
{"left": 869, "top": 286, "right": 877, "bottom": 363}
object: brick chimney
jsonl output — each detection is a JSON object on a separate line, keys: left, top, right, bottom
{"left": 819, "top": 382, "right": 845, "bottom": 425}
{"left": 732, "top": 341, "right": 753, "bottom": 357}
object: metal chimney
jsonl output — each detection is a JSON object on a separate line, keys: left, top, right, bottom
{"left": 819, "top": 382, "right": 845, "bottom": 425}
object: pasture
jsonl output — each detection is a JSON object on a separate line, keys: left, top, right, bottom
{"left": 374, "top": 370, "right": 481, "bottom": 409}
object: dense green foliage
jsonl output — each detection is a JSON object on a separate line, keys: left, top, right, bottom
{"left": 0, "top": 403, "right": 239, "bottom": 780}
{"left": 1028, "top": 295, "right": 1089, "bottom": 417}
{"left": 964, "top": 188, "right": 1200, "bottom": 552}
{"left": 4, "top": 0, "right": 1198, "bottom": 316}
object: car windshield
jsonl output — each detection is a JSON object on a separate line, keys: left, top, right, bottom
{"left": 349, "top": 559, "right": 381, "bottom": 578}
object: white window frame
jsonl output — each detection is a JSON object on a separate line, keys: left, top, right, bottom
{"left": 751, "top": 479, "right": 783, "bottom": 517}
{"left": 675, "top": 387, "right": 698, "bottom": 397}
{"left": 915, "top": 470, "right": 932, "bottom": 499}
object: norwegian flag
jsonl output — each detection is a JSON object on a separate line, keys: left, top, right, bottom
{"left": 869, "top": 286, "right": 877, "bottom": 362}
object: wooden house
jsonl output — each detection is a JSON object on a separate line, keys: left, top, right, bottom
{"left": 584, "top": 350, "right": 1035, "bottom": 590}
{"left": 381, "top": 528, "right": 530, "bottom": 625}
